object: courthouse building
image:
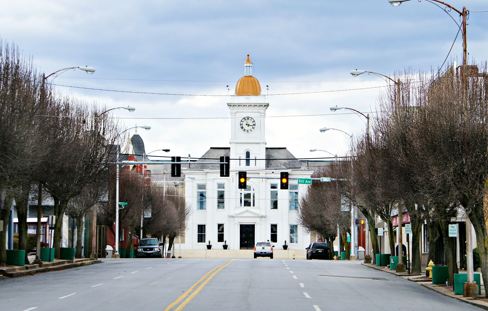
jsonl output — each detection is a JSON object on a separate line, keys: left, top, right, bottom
{"left": 181, "top": 55, "right": 314, "bottom": 251}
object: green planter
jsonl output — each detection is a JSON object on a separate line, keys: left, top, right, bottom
{"left": 432, "top": 265, "right": 449, "bottom": 285}
{"left": 454, "top": 273, "right": 481, "bottom": 295}
{"left": 40, "top": 248, "right": 55, "bottom": 262}
{"left": 340, "top": 251, "right": 346, "bottom": 260}
{"left": 389, "top": 256, "right": 407, "bottom": 270}
{"left": 6, "top": 249, "right": 25, "bottom": 266}
{"left": 118, "top": 247, "right": 134, "bottom": 258}
{"left": 333, "top": 251, "right": 338, "bottom": 257}
{"left": 377, "top": 254, "right": 390, "bottom": 266}
{"left": 60, "top": 247, "right": 75, "bottom": 260}
{"left": 375, "top": 253, "right": 381, "bottom": 266}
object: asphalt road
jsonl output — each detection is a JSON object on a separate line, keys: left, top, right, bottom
{"left": 0, "top": 258, "right": 479, "bottom": 311}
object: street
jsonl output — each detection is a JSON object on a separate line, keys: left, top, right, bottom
{"left": 0, "top": 259, "right": 478, "bottom": 311}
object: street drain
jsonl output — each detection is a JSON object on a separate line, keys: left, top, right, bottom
{"left": 319, "top": 274, "right": 388, "bottom": 281}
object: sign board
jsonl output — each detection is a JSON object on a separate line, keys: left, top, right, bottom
{"left": 346, "top": 232, "right": 351, "bottom": 243}
{"left": 298, "top": 178, "right": 312, "bottom": 185}
{"left": 320, "top": 177, "right": 332, "bottom": 183}
{"left": 119, "top": 201, "right": 128, "bottom": 208}
{"left": 448, "top": 224, "right": 458, "bottom": 237}
{"left": 340, "top": 196, "right": 351, "bottom": 212}
{"left": 405, "top": 223, "right": 412, "bottom": 235}
{"left": 143, "top": 207, "right": 152, "bottom": 218}
{"left": 378, "top": 228, "right": 384, "bottom": 236}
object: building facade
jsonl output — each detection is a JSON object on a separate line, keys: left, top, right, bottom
{"left": 182, "top": 55, "right": 313, "bottom": 251}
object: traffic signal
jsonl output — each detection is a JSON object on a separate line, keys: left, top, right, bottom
{"left": 280, "top": 172, "right": 289, "bottom": 189}
{"left": 171, "top": 156, "right": 181, "bottom": 177}
{"left": 238, "top": 171, "right": 247, "bottom": 189}
{"left": 220, "top": 156, "right": 230, "bottom": 177}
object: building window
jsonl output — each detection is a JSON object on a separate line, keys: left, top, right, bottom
{"left": 289, "top": 184, "right": 299, "bottom": 210}
{"left": 217, "top": 224, "right": 224, "bottom": 242}
{"left": 290, "top": 225, "right": 298, "bottom": 243}
{"left": 270, "top": 183, "right": 278, "bottom": 209}
{"left": 217, "top": 183, "right": 225, "bottom": 209}
{"left": 245, "top": 151, "right": 251, "bottom": 166}
{"left": 270, "top": 224, "right": 278, "bottom": 243}
{"left": 240, "top": 185, "right": 255, "bottom": 207}
{"left": 197, "top": 184, "right": 206, "bottom": 210}
{"left": 197, "top": 225, "right": 206, "bottom": 243}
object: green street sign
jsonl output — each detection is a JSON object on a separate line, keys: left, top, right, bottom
{"left": 119, "top": 201, "right": 128, "bottom": 208}
{"left": 298, "top": 178, "right": 312, "bottom": 185}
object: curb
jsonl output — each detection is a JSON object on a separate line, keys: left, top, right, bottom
{"left": 362, "top": 262, "right": 488, "bottom": 310}
{"left": 420, "top": 283, "right": 488, "bottom": 310}
{"left": 1, "top": 259, "right": 101, "bottom": 278}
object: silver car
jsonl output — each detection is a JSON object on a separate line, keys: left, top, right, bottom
{"left": 254, "top": 241, "right": 273, "bottom": 259}
{"left": 136, "top": 238, "right": 162, "bottom": 258}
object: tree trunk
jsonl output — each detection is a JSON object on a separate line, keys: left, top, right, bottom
{"left": 90, "top": 206, "right": 97, "bottom": 259}
{"left": 0, "top": 189, "right": 9, "bottom": 265}
{"left": 411, "top": 215, "right": 422, "bottom": 274}
{"left": 53, "top": 198, "right": 66, "bottom": 258}
{"left": 363, "top": 210, "right": 379, "bottom": 260}
{"left": 387, "top": 220, "right": 395, "bottom": 255}
{"left": 471, "top": 210, "right": 488, "bottom": 297}
{"left": 35, "top": 183, "right": 43, "bottom": 262}
{"left": 441, "top": 220, "right": 457, "bottom": 285}
{"left": 16, "top": 184, "right": 31, "bottom": 253}
{"left": 428, "top": 220, "right": 441, "bottom": 264}
{"left": 75, "top": 215, "right": 84, "bottom": 258}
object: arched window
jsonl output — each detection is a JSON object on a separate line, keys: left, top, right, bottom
{"left": 245, "top": 151, "right": 251, "bottom": 166}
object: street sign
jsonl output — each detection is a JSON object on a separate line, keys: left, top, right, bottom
{"left": 298, "top": 178, "right": 312, "bottom": 185}
{"left": 378, "top": 228, "right": 384, "bottom": 236}
{"left": 119, "top": 201, "right": 128, "bottom": 208}
{"left": 448, "top": 224, "right": 458, "bottom": 237}
{"left": 320, "top": 177, "right": 332, "bottom": 183}
{"left": 405, "top": 223, "right": 412, "bottom": 235}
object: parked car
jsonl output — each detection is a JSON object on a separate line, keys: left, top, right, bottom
{"left": 306, "top": 242, "right": 331, "bottom": 260}
{"left": 254, "top": 241, "right": 273, "bottom": 259}
{"left": 136, "top": 238, "right": 162, "bottom": 258}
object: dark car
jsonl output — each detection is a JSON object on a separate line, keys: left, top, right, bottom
{"left": 136, "top": 238, "right": 162, "bottom": 258}
{"left": 306, "top": 242, "right": 331, "bottom": 260}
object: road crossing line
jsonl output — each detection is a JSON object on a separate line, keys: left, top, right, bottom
{"left": 303, "top": 292, "right": 311, "bottom": 299}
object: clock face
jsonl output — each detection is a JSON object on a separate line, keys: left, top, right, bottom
{"left": 240, "top": 116, "right": 256, "bottom": 133}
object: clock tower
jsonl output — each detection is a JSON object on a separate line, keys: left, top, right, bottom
{"left": 228, "top": 54, "right": 269, "bottom": 170}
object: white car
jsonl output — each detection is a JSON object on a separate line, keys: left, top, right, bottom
{"left": 254, "top": 241, "right": 273, "bottom": 259}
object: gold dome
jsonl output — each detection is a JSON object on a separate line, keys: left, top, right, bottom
{"left": 235, "top": 54, "right": 261, "bottom": 96}
{"left": 235, "top": 75, "right": 261, "bottom": 96}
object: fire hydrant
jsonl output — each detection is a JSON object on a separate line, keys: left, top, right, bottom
{"left": 426, "top": 260, "right": 434, "bottom": 279}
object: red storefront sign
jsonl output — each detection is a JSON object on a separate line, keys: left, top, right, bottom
{"left": 392, "top": 213, "right": 410, "bottom": 226}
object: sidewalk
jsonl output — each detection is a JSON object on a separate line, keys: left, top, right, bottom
{"left": 363, "top": 263, "right": 488, "bottom": 310}
{"left": 0, "top": 258, "right": 101, "bottom": 278}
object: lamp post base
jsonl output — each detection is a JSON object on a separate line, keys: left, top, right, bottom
{"left": 464, "top": 282, "right": 478, "bottom": 298}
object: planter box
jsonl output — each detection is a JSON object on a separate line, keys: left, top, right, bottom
{"left": 60, "top": 247, "right": 75, "bottom": 260}
{"left": 340, "top": 251, "right": 346, "bottom": 260}
{"left": 6, "top": 249, "right": 25, "bottom": 266}
{"left": 375, "top": 254, "right": 390, "bottom": 266}
{"left": 118, "top": 248, "right": 134, "bottom": 258}
{"left": 40, "top": 248, "right": 55, "bottom": 262}
{"left": 432, "top": 265, "right": 449, "bottom": 285}
{"left": 454, "top": 273, "right": 481, "bottom": 295}
{"left": 376, "top": 254, "right": 381, "bottom": 266}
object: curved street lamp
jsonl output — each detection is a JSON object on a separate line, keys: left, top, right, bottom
{"left": 388, "top": 0, "right": 469, "bottom": 67}
{"left": 114, "top": 125, "right": 151, "bottom": 257}
{"left": 309, "top": 149, "right": 337, "bottom": 157}
{"left": 98, "top": 106, "right": 136, "bottom": 117}
{"left": 319, "top": 127, "right": 353, "bottom": 139}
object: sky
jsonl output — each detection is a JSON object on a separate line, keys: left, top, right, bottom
{"left": 1, "top": 0, "right": 487, "bottom": 161}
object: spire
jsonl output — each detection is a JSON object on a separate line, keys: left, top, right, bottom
{"left": 244, "top": 54, "right": 253, "bottom": 75}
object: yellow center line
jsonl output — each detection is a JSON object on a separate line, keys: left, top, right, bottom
{"left": 164, "top": 260, "right": 232, "bottom": 311}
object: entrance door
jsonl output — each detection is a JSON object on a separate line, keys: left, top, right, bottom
{"left": 240, "top": 224, "right": 255, "bottom": 249}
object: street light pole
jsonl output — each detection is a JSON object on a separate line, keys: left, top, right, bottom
{"left": 140, "top": 148, "right": 170, "bottom": 239}
{"left": 35, "top": 65, "right": 96, "bottom": 262}
{"left": 319, "top": 127, "right": 357, "bottom": 259}
{"left": 113, "top": 125, "right": 151, "bottom": 257}
{"left": 348, "top": 69, "right": 405, "bottom": 271}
